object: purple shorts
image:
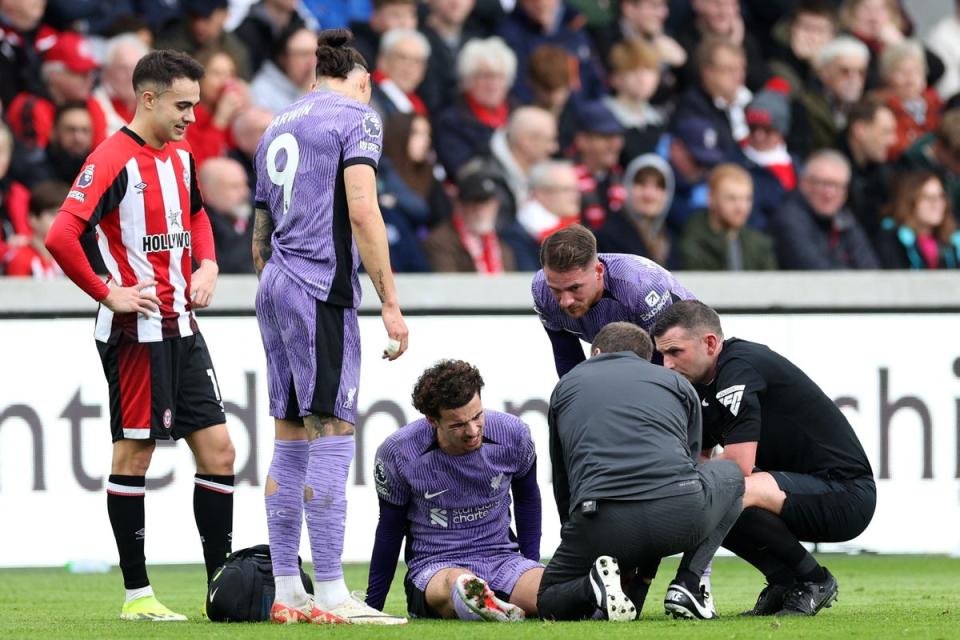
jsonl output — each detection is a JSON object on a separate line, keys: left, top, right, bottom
{"left": 410, "top": 552, "right": 543, "bottom": 595}
{"left": 255, "top": 263, "right": 361, "bottom": 424}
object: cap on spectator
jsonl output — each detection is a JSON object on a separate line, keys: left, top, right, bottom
{"left": 186, "top": 0, "right": 229, "bottom": 17}
{"left": 575, "top": 100, "right": 625, "bottom": 136}
{"left": 43, "top": 32, "right": 98, "bottom": 74}
{"left": 672, "top": 117, "right": 726, "bottom": 167}
{"left": 457, "top": 163, "right": 499, "bottom": 202}
{"left": 746, "top": 79, "right": 792, "bottom": 135}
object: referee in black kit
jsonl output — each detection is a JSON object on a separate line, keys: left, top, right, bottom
{"left": 652, "top": 300, "right": 876, "bottom": 617}
{"left": 537, "top": 322, "right": 744, "bottom": 622}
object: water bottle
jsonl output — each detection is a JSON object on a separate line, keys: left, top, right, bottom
{"left": 65, "top": 559, "right": 112, "bottom": 574}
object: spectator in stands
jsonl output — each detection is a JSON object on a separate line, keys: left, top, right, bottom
{"left": 874, "top": 171, "right": 960, "bottom": 269}
{"left": 229, "top": 106, "right": 274, "bottom": 191}
{"left": 595, "top": 154, "right": 673, "bottom": 266}
{"left": 199, "top": 157, "right": 254, "bottom": 274}
{"left": 594, "top": 0, "right": 685, "bottom": 104}
{"left": 378, "top": 112, "right": 444, "bottom": 272}
{"left": 301, "top": 0, "right": 371, "bottom": 32}
{"left": 349, "top": 0, "right": 417, "bottom": 68}
{"left": 839, "top": 0, "right": 943, "bottom": 91}
{"left": 527, "top": 45, "right": 579, "bottom": 154}
{"left": 489, "top": 106, "right": 559, "bottom": 221}
{"left": 572, "top": 100, "right": 625, "bottom": 231}
{"left": 250, "top": 26, "right": 316, "bottom": 113}
{"left": 3, "top": 180, "right": 66, "bottom": 278}
{"left": 31, "top": 102, "right": 93, "bottom": 186}
{"left": 673, "top": 38, "right": 751, "bottom": 163}
{"left": 156, "top": 0, "right": 251, "bottom": 80}
{"left": 234, "top": 0, "right": 307, "bottom": 76}
{"left": 900, "top": 108, "right": 960, "bottom": 215}
{"left": 370, "top": 28, "right": 430, "bottom": 117}
{"left": 433, "top": 36, "right": 515, "bottom": 177}
{"left": 839, "top": 98, "right": 897, "bottom": 237}
{"left": 741, "top": 83, "right": 799, "bottom": 231}
{"left": 496, "top": 0, "right": 605, "bottom": 103}
{"left": 925, "top": 0, "right": 960, "bottom": 99}
{"left": 679, "top": 163, "right": 777, "bottom": 271}
{"left": 800, "top": 36, "right": 870, "bottom": 151}
{"left": 767, "top": 0, "right": 837, "bottom": 155}
{"left": 768, "top": 0, "right": 837, "bottom": 98}
{"left": 0, "top": 0, "right": 48, "bottom": 107}
{"left": 677, "top": 0, "right": 769, "bottom": 91}
{"left": 603, "top": 38, "right": 666, "bottom": 168}
{"left": 103, "top": 15, "right": 155, "bottom": 48}
{"left": 189, "top": 49, "right": 249, "bottom": 168}
{"left": 422, "top": 161, "right": 522, "bottom": 273}
{"left": 93, "top": 34, "right": 149, "bottom": 137}
{"left": 0, "top": 123, "right": 22, "bottom": 263}
{"left": 516, "top": 160, "right": 581, "bottom": 247}
{"left": 665, "top": 116, "right": 725, "bottom": 235}
{"left": 878, "top": 40, "right": 941, "bottom": 161}
{"left": 769, "top": 150, "right": 879, "bottom": 269}
{"left": 6, "top": 32, "right": 107, "bottom": 151}
{"left": 418, "top": 0, "right": 484, "bottom": 114}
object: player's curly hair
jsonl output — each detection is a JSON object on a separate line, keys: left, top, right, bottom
{"left": 315, "top": 28, "right": 367, "bottom": 80}
{"left": 412, "top": 360, "right": 485, "bottom": 420}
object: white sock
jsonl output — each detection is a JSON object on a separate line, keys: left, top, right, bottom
{"left": 125, "top": 585, "right": 154, "bottom": 603}
{"left": 313, "top": 578, "right": 350, "bottom": 610}
{"left": 275, "top": 575, "right": 310, "bottom": 608}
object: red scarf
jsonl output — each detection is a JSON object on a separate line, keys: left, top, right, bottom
{"left": 464, "top": 92, "right": 509, "bottom": 129}
{"left": 452, "top": 214, "right": 504, "bottom": 274}
{"left": 371, "top": 70, "right": 428, "bottom": 116}
{"left": 110, "top": 96, "right": 135, "bottom": 124}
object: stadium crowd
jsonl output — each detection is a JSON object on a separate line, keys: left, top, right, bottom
{"left": 3, "top": 0, "right": 960, "bottom": 277}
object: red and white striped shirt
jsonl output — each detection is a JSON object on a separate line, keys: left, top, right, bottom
{"left": 55, "top": 127, "right": 216, "bottom": 344}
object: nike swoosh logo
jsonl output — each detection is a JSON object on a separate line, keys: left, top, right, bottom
{"left": 424, "top": 489, "right": 448, "bottom": 499}
{"left": 209, "top": 587, "right": 219, "bottom": 603}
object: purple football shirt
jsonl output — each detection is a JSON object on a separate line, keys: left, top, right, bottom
{"left": 373, "top": 410, "right": 536, "bottom": 574}
{"left": 532, "top": 253, "right": 697, "bottom": 341}
{"left": 254, "top": 90, "right": 383, "bottom": 307}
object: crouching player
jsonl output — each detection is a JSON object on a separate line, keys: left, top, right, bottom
{"left": 365, "top": 360, "right": 544, "bottom": 621}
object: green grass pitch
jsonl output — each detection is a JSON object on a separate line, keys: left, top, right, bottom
{"left": 1, "top": 555, "right": 957, "bottom": 639}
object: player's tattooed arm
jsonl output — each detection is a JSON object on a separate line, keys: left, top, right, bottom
{"left": 252, "top": 207, "right": 274, "bottom": 279}
{"left": 373, "top": 268, "right": 387, "bottom": 303}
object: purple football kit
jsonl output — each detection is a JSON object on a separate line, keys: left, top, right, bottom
{"left": 254, "top": 90, "right": 383, "bottom": 587}
{"left": 254, "top": 90, "right": 383, "bottom": 424}
{"left": 370, "top": 410, "right": 542, "bottom": 600}
{"left": 532, "top": 253, "right": 697, "bottom": 376}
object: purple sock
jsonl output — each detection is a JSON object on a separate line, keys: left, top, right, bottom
{"left": 451, "top": 576, "right": 483, "bottom": 621}
{"left": 304, "top": 436, "right": 354, "bottom": 581}
{"left": 265, "top": 439, "right": 308, "bottom": 577}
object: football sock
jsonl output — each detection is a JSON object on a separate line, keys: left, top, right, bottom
{"left": 314, "top": 578, "right": 350, "bottom": 609}
{"left": 304, "top": 435, "right": 354, "bottom": 608}
{"left": 799, "top": 564, "right": 828, "bottom": 583}
{"left": 451, "top": 576, "right": 483, "bottom": 621}
{"left": 124, "top": 585, "right": 154, "bottom": 603}
{"left": 274, "top": 575, "right": 310, "bottom": 608}
{"left": 674, "top": 568, "right": 701, "bottom": 594}
{"left": 725, "top": 507, "right": 818, "bottom": 584}
{"left": 193, "top": 473, "right": 235, "bottom": 582}
{"left": 265, "top": 440, "right": 309, "bottom": 579}
{"left": 107, "top": 474, "right": 149, "bottom": 589}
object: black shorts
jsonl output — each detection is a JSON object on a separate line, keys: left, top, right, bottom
{"left": 771, "top": 471, "right": 876, "bottom": 542}
{"left": 403, "top": 573, "right": 511, "bottom": 619}
{"left": 97, "top": 333, "right": 226, "bottom": 442}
